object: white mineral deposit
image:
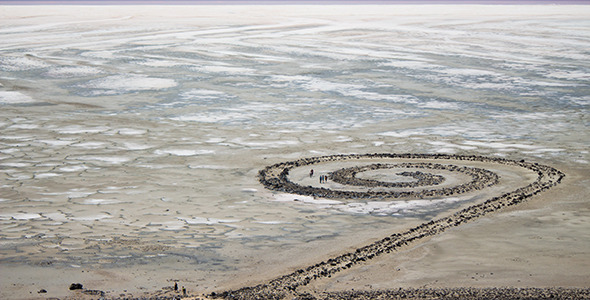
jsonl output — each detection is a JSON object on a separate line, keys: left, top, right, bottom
{"left": 0, "top": 3, "right": 589, "bottom": 299}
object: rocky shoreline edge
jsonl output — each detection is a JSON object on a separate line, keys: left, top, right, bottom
{"left": 285, "top": 287, "right": 590, "bottom": 299}
{"left": 259, "top": 153, "right": 509, "bottom": 199}
{"left": 212, "top": 153, "right": 568, "bottom": 299}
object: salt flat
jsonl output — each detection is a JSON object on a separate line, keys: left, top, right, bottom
{"left": 0, "top": 4, "right": 589, "bottom": 299}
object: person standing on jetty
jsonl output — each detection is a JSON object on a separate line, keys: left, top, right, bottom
{"left": 310, "top": 169, "right": 314, "bottom": 178}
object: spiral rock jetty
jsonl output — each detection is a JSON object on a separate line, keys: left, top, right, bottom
{"left": 258, "top": 153, "right": 505, "bottom": 200}
{"left": 213, "top": 153, "right": 570, "bottom": 299}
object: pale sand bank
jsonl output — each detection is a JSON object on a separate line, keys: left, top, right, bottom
{"left": 204, "top": 160, "right": 588, "bottom": 299}
{"left": 301, "top": 163, "right": 590, "bottom": 294}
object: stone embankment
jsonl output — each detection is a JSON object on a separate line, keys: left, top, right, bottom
{"left": 312, "top": 287, "right": 590, "bottom": 299}
{"left": 212, "top": 154, "right": 566, "bottom": 300}
{"left": 330, "top": 163, "right": 446, "bottom": 188}
{"left": 258, "top": 153, "right": 501, "bottom": 199}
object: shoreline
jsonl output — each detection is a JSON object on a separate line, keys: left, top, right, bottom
{"left": 211, "top": 154, "right": 566, "bottom": 299}
{"left": 299, "top": 287, "right": 590, "bottom": 300}
{"left": 7, "top": 155, "right": 587, "bottom": 300}
{"left": 1, "top": 155, "right": 587, "bottom": 300}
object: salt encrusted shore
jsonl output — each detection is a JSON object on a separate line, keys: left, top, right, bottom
{"left": 212, "top": 153, "right": 566, "bottom": 299}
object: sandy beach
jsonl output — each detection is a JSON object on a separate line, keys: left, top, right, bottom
{"left": 1, "top": 4, "right": 589, "bottom": 299}
{"left": 302, "top": 163, "right": 590, "bottom": 291}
